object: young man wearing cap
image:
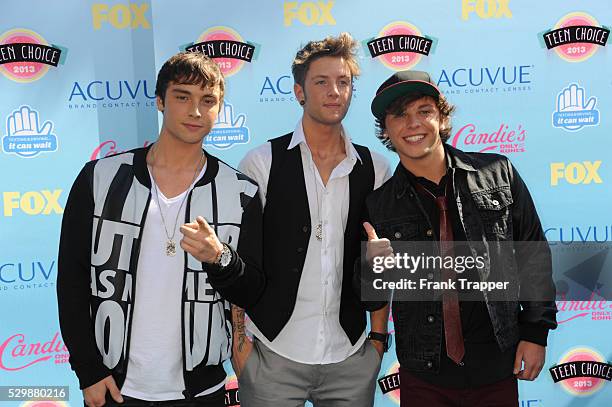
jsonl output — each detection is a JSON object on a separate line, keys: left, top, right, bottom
{"left": 360, "top": 71, "right": 557, "bottom": 406}
{"left": 233, "top": 33, "right": 391, "bottom": 406}
{"left": 57, "top": 52, "right": 264, "bottom": 407}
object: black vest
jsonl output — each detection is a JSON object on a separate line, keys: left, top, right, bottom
{"left": 248, "top": 133, "right": 375, "bottom": 345}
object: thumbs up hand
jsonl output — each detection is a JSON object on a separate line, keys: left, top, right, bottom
{"left": 363, "top": 222, "right": 393, "bottom": 265}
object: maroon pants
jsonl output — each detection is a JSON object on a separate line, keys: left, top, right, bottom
{"left": 399, "top": 369, "right": 518, "bottom": 407}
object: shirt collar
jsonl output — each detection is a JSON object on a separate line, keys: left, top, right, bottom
{"left": 393, "top": 145, "right": 456, "bottom": 199}
{"left": 288, "top": 119, "right": 363, "bottom": 164}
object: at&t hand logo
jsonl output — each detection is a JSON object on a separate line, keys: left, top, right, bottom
{"left": 2, "top": 106, "right": 57, "bottom": 157}
{"left": 552, "top": 84, "right": 600, "bottom": 131}
{"left": 205, "top": 101, "right": 250, "bottom": 149}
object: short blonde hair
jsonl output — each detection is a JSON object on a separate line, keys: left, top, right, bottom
{"left": 291, "top": 32, "right": 360, "bottom": 87}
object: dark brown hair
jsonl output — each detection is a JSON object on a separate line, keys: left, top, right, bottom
{"left": 375, "top": 93, "right": 456, "bottom": 151}
{"left": 291, "top": 32, "right": 360, "bottom": 88}
{"left": 155, "top": 52, "right": 225, "bottom": 104}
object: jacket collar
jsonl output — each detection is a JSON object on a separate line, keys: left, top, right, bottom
{"left": 445, "top": 144, "right": 477, "bottom": 173}
{"left": 133, "top": 143, "right": 220, "bottom": 189}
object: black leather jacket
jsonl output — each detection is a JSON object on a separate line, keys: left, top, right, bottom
{"left": 362, "top": 145, "right": 557, "bottom": 373}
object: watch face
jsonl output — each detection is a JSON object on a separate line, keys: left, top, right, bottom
{"left": 220, "top": 247, "right": 232, "bottom": 267}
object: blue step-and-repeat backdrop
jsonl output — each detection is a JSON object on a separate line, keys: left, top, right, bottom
{"left": 1, "top": 1, "right": 611, "bottom": 406}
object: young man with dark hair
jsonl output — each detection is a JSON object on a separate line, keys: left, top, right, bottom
{"left": 57, "top": 52, "right": 264, "bottom": 407}
{"left": 361, "top": 70, "right": 557, "bottom": 406}
{"left": 233, "top": 33, "right": 391, "bottom": 406}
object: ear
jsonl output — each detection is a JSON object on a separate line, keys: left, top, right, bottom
{"left": 156, "top": 95, "right": 164, "bottom": 113}
{"left": 439, "top": 115, "right": 450, "bottom": 134}
{"left": 294, "top": 82, "right": 305, "bottom": 106}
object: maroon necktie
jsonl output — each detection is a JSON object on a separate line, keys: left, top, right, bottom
{"left": 415, "top": 182, "right": 465, "bottom": 365}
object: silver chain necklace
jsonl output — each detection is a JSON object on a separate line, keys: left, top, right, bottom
{"left": 150, "top": 147, "right": 204, "bottom": 256}
{"left": 310, "top": 161, "right": 324, "bottom": 241}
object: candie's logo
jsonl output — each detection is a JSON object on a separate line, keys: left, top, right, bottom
{"left": 556, "top": 295, "right": 612, "bottom": 324}
{"left": 550, "top": 347, "right": 611, "bottom": 396}
{"left": 0, "top": 332, "right": 69, "bottom": 371}
{"left": 378, "top": 361, "right": 401, "bottom": 405}
{"left": 365, "top": 22, "right": 436, "bottom": 71}
{"left": 183, "top": 27, "right": 258, "bottom": 77}
{"left": 0, "top": 29, "right": 65, "bottom": 83}
{"left": 90, "top": 139, "right": 152, "bottom": 160}
{"left": 451, "top": 122, "right": 526, "bottom": 154}
{"left": 541, "top": 12, "right": 609, "bottom": 63}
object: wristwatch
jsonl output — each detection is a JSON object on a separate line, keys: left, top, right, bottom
{"left": 367, "top": 331, "right": 391, "bottom": 352}
{"left": 215, "top": 244, "right": 232, "bottom": 268}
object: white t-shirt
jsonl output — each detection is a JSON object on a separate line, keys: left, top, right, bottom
{"left": 121, "top": 163, "right": 224, "bottom": 400}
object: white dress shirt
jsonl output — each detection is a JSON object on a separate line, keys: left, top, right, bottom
{"left": 238, "top": 120, "right": 391, "bottom": 364}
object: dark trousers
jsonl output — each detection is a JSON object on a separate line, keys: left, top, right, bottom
{"left": 399, "top": 369, "right": 518, "bottom": 407}
{"left": 96, "top": 387, "right": 226, "bottom": 407}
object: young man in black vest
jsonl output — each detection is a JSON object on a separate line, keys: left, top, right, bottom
{"left": 234, "top": 33, "right": 391, "bottom": 406}
{"left": 360, "top": 70, "right": 557, "bottom": 406}
{"left": 57, "top": 52, "right": 264, "bottom": 407}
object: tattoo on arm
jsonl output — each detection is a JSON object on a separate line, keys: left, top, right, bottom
{"left": 232, "top": 305, "right": 247, "bottom": 352}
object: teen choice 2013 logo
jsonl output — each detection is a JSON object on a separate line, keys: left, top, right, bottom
{"left": 183, "top": 26, "right": 259, "bottom": 77}
{"left": 0, "top": 29, "right": 65, "bottom": 83}
{"left": 365, "top": 22, "right": 436, "bottom": 71}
